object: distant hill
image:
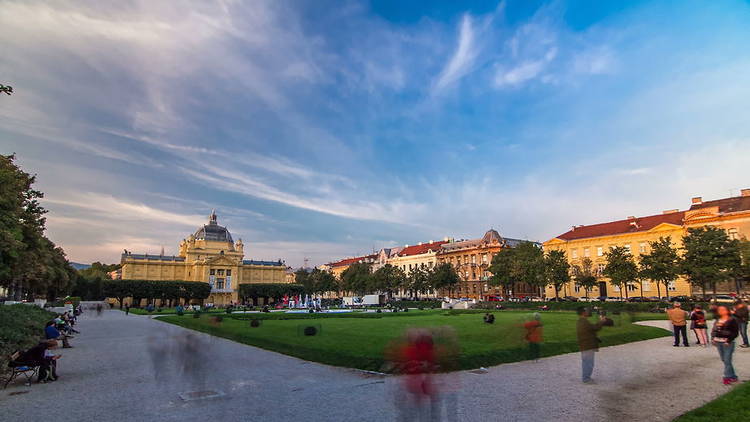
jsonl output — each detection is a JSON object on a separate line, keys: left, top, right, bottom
{"left": 70, "top": 262, "right": 91, "bottom": 270}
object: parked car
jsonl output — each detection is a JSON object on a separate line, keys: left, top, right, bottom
{"left": 714, "top": 295, "right": 736, "bottom": 304}
{"left": 547, "top": 297, "right": 568, "bottom": 302}
{"left": 485, "top": 295, "right": 504, "bottom": 302}
{"left": 563, "top": 296, "right": 579, "bottom": 302}
{"left": 605, "top": 296, "right": 624, "bottom": 302}
{"left": 628, "top": 296, "right": 648, "bottom": 302}
{"left": 578, "top": 297, "right": 594, "bottom": 302}
{"left": 529, "top": 296, "right": 544, "bottom": 302}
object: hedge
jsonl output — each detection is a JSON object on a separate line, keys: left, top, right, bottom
{"left": 0, "top": 305, "right": 55, "bottom": 375}
{"left": 390, "top": 300, "right": 442, "bottom": 309}
{"left": 238, "top": 283, "right": 305, "bottom": 301}
{"left": 102, "top": 280, "right": 211, "bottom": 307}
{"left": 229, "top": 310, "right": 431, "bottom": 321}
{"left": 472, "top": 300, "right": 711, "bottom": 313}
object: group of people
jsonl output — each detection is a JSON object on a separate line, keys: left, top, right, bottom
{"left": 667, "top": 299, "right": 748, "bottom": 385}
{"left": 15, "top": 305, "right": 85, "bottom": 384}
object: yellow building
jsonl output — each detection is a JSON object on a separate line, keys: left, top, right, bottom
{"left": 325, "top": 254, "right": 377, "bottom": 280}
{"left": 544, "top": 189, "right": 750, "bottom": 299}
{"left": 120, "top": 211, "right": 286, "bottom": 305}
{"left": 388, "top": 240, "right": 448, "bottom": 276}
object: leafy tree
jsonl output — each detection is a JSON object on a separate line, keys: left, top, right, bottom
{"left": 488, "top": 242, "right": 544, "bottom": 297}
{"left": 544, "top": 250, "right": 570, "bottom": 299}
{"left": 681, "top": 227, "right": 739, "bottom": 298}
{"left": 239, "top": 283, "right": 304, "bottom": 304}
{"left": 310, "top": 269, "right": 338, "bottom": 295}
{"left": 488, "top": 247, "right": 517, "bottom": 296}
{"left": 734, "top": 239, "right": 750, "bottom": 294}
{"left": 603, "top": 246, "right": 639, "bottom": 299}
{"left": 371, "top": 264, "right": 406, "bottom": 299}
{"left": 429, "top": 263, "right": 460, "bottom": 297}
{"left": 340, "top": 262, "right": 372, "bottom": 296}
{"left": 405, "top": 266, "right": 431, "bottom": 300}
{"left": 572, "top": 257, "right": 598, "bottom": 297}
{"left": 295, "top": 268, "right": 315, "bottom": 294}
{"left": 639, "top": 237, "right": 681, "bottom": 300}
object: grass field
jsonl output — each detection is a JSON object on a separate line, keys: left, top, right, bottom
{"left": 674, "top": 381, "right": 750, "bottom": 422}
{"left": 157, "top": 310, "right": 669, "bottom": 372}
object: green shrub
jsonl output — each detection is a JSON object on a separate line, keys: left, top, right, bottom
{"left": 193, "top": 311, "right": 201, "bottom": 318}
{"left": 303, "top": 326, "right": 318, "bottom": 336}
{"left": 0, "top": 305, "right": 55, "bottom": 374}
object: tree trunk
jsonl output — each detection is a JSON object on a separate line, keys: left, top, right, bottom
{"left": 554, "top": 285, "right": 560, "bottom": 299}
{"left": 624, "top": 284, "right": 629, "bottom": 300}
{"left": 656, "top": 282, "right": 662, "bottom": 302}
{"left": 712, "top": 282, "right": 717, "bottom": 298}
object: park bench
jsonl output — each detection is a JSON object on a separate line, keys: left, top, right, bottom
{"left": 3, "top": 351, "right": 39, "bottom": 388}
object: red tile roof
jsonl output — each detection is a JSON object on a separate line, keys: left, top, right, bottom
{"left": 554, "top": 211, "right": 685, "bottom": 241}
{"left": 689, "top": 196, "right": 750, "bottom": 213}
{"left": 396, "top": 241, "right": 448, "bottom": 256}
{"left": 328, "top": 254, "right": 377, "bottom": 268}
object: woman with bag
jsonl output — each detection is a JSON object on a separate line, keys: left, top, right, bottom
{"left": 711, "top": 305, "right": 739, "bottom": 385}
{"left": 690, "top": 305, "right": 708, "bottom": 346}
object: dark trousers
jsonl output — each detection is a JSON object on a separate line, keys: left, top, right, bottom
{"left": 529, "top": 342, "right": 540, "bottom": 360}
{"left": 673, "top": 325, "right": 688, "bottom": 346}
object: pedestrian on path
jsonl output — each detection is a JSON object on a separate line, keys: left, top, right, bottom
{"left": 690, "top": 305, "right": 708, "bottom": 346}
{"left": 576, "top": 307, "right": 607, "bottom": 383}
{"left": 711, "top": 305, "right": 739, "bottom": 385}
{"left": 666, "top": 302, "right": 689, "bottom": 347}
{"left": 524, "top": 313, "right": 543, "bottom": 361}
{"left": 732, "top": 299, "right": 749, "bottom": 348}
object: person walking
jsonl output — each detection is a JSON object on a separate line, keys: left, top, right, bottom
{"left": 125, "top": 303, "right": 130, "bottom": 315}
{"left": 690, "top": 305, "right": 708, "bottom": 346}
{"left": 524, "top": 313, "right": 543, "bottom": 361}
{"left": 733, "top": 299, "right": 749, "bottom": 348}
{"left": 576, "top": 307, "right": 606, "bottom": 383}
{"left": 712, "top": 305, "right": 739, "bottom": 385}
{"left": 666, "top": 302, "right": 689, "bottom": 347}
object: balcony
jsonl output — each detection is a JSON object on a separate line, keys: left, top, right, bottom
{"left": 210, "top": 288, "right": 234, "bottom": 293}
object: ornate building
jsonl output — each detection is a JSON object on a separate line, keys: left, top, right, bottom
{"left": 436, "top": 229, "right": 536, "bottom": 300}
{"left": 120, "top": 211, "right": 285, "bottom": 305}
{"left": 544, "top": 189, "right": 750, "bottom": 299}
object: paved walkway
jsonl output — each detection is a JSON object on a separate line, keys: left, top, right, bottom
{"left": 2, "top": 311, "right": 748, "bottom": 421}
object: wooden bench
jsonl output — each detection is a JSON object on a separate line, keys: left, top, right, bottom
{"left": 3, "top": 352, "right": 39, "bottom": 388}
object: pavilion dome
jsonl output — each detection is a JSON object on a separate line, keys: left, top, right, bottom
{"left": 194, "top": 210, "right": 234, "bottom": 243}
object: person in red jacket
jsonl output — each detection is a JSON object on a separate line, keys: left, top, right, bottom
{"left": 524, "top": 313, "right": 543, "bottom": 361}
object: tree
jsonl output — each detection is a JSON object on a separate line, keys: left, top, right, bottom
{"left": 295, "top": 268, "right": 315, "bottom": 294}
{"left": 311, "top": 269, "right": 338, "bottom": 295}
{"left": 544, "top": 250, "right": 570, "bottom": 299}
{"left": 402, "top": 266, "right": 428, "bottom": 299}
{"left": 371, "top": 264, "right": 406, "bottom": 299}
{"left": 340, "top": 262, "right": 372, "bottom": 296}
{"left": 734, "top": 239, "right": 750, "bottom": 294}
{"left": 429, "top": 263, "right": 460, "bottom": 297}
{"left": 681, "top": 227, "right": 739, "bottom": 298}
{"left": 639, "top": 237, "right": 681, "bottom": 300}
{"left": 572, "top": 257, "right": 598, "bottom": 297}
{"left": 488, "top": 242, "right": 545, "bottom": 298}
{"left": 603, "top": 246, "right": 639, "bottom": 299}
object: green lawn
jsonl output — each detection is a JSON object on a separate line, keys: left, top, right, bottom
{"left": 674, "top": 381, "right": 750, "bottom": 421}
{"left": 157, "top": 310, "right": 669, "bottom": 372}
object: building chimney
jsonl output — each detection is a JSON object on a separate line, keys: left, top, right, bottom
{"left": 627, "top": 216, "right": 636, "bottom": 220}
{"left": 418, "top": 242, "right": 422, "bottom": 246}
{"left": 691, "top": 196, "right": 702, "bottom": 205}
{"left": 662, "top": 209, "right": 679, "bottom": 214}
{"left": 741, "top": 188, "right": 750, "bottom": 197}
{"left": 571, "top": 226, "right": 576, "bottom": 231}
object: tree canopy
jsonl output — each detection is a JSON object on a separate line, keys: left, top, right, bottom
{"left": 681, "top": 227, "right": 740, "bottom": 297}
{"left": 603, "top": 246, "right": 639, "bottom": 299}
{"left": 544, "top": 250, "right": 570, "bottom": 299}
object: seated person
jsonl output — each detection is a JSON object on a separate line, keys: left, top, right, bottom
{"left": 16, "top": 339, "right": 60, "bottom": 383}
{"left": 45, "top": 320, "right": 72, "bottom": 348}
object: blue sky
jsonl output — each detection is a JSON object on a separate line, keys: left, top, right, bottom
{"left": 1, "top": 0, "right": 749, "bottom": 267}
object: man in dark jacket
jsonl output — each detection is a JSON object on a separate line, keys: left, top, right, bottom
{"left": 577, "top": 307, "right": 606, "bottom": 383}
{"left": 17, "top": 340, "right": 59, "bottom": 382}
{"left": 733, "top": 300, "right": 749, "bottom": 348}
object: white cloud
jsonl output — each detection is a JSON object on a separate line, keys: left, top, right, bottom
{"left": 433, "top": 14, "right": 479, "bottom": 93}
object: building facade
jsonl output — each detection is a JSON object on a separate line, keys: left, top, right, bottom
{"left": 544, "top": 189, "right": 750, "bottom": 299}
{"left": 436, "top": 229, "right": 537, "bottom": 300}
{"left": 326, "top": 254, "right": 377, "bottom": 280}
{"left": 389, "top": 240, "right": 448, "bottom": 275}
{"left": 120, "top": 211, "right": 286, "bottom": 305}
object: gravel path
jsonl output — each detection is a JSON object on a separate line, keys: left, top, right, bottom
{"left": 2, "top": 311, "right": 748, "bottom": 421}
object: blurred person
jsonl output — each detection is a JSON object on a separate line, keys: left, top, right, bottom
{"left": 178, "top": 333, "right": 210, "bottom": 390}
{"left": 96, "top": 303, "right": 103, "bottom": 316}
{"left": 146, "top": 332, "right": 173, "bottom": 384}
{"left": 576, "top": 307, "right": 607, "bottom": 383}
{"left": 732, "top": 299, "right": 749, "bottom": 348}
{"left": 45, "top": 320, "right": 71, "bottom": 348}
{"left": 433, "top": 326, "right": 461, "bottom": 422}
{"left": 524, "top": 313, "right": 543, "bottom": 361}
{"left": 666, "top": 302, "right": 689, "bottom": 347}
{"left": 690, "top": 305, "right": 708, "bottom": 346}
{"left": 391, "top": 328, "right": 438, "bottom": 421}
{"left": 17, "top": 339, "right": 59, "bottom": 383}
{"left": 711, "top": 305, "right": 739, "bottom": 384}
{"left": 125, "top": 303, "right": 130, "bottom": 315}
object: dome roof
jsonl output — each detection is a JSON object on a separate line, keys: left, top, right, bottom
{"left": 482, "top": 229, "right": 503, "bottom": 244}
{"left": 194, "top": 210, "right": 233, "bottom": 243}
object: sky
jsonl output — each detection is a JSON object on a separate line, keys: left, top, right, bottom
{"left": 1, "top": 0, "right": 750, "bottom": 267}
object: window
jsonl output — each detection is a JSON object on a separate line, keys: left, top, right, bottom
{"left": 624, "top": 244, "right": 631, "bottom": 254}
{"left": 571, "top": 249, "right": 578, "bottom": 259}
{"left": 226, "top": 269, "right": 232, "bottom": 276}
{"left": 210, "top": 269, "right": 216, "bottom": 275}
{"left": 728, "top": 228, "right": 740, "bottom": 240}
{"left": 628, "top": 284, "right": 637, "bottom": 292}
{"left": 639, "top": 242, "right": 647, "bottom": 253}
{"left": 596, "top": 246, "right": 603, "bottom": 257}
{"left": 642, "top": 280, "right": 651, "bottom": 291}
{"left": 597, "top": 264, "right": 605, "bottom": 276}
{"left": 218, "top": 269, "right": 225, "bottom": 276}
{"left": 482, "top": 254, "right": 488, "bottom": 264}
{"left": 574, "top": 285, "right": 581, "bottom": 293}
{"left": 612, "top": 284, "right": 620, "bottom": 292}
{"left": 668, "top": 281, "right": 677, "bottom": 291}
{"left": 226, "top": 276, "right": 231, "bottom": 289}
{"left": 472, "top": 255, "right": 476, "bottom": 264}
{"left": 583, "top": 247, "right": 590, "bottom": 257}
{"left": 216, "top": 278, "right": 224, "bottom": 289}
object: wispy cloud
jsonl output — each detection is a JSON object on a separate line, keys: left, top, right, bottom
{"left": 432, "top": 14, "right": 479, "bottom": 93}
